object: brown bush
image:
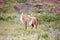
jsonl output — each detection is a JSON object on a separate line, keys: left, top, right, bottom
{"left": 43, "top": 0, "right": 60, "bottom": 6}
{"left": 50, "top": 7, "right": 60, "bottom": 15}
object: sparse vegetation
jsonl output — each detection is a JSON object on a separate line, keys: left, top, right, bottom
{"left": 0, "top": 0, "right": 60, "bottom": 40}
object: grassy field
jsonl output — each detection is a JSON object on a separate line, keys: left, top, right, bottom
{"left": 0, "top": 20, "right": 60, "bottom": 40}
{"left": 0, "top": 0, "right": 60, "bottom": 40}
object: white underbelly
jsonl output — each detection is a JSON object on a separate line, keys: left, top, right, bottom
{"left": 27, "top": 19, "right": 33, "bottom": 25}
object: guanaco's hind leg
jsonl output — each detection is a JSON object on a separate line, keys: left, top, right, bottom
{"left": 35, "top": 24, "right": 38, "bottom": 29}
{"left": 34, "top": 21, "right": 38, "bottom": 29}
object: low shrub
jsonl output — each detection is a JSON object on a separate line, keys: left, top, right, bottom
{"left": 0, "top": 17, "right": 5, "bottom": 21}
{"left": 36, "top": 15, "right": 60, "bottom": 24}
{"left": 0, "top": 16, "right": 13, "bottom": 21}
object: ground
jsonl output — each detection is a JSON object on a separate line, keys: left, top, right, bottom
{"left": 0, "top": 20, "right": 60, "bottom": 40}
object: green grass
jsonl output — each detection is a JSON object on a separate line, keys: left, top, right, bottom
{"left": 0, "top": 12, "right": 60, "bottom": 40}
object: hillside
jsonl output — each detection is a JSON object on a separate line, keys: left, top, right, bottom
{"left": 0, "top": 0, "right": 60, "bottom": 40}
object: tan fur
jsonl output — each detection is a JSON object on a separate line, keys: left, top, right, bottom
{"left": 20, "top": 14, "right": 38, "bottom": 29}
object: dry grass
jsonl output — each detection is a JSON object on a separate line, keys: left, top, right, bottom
{"left": 0, "top": 20, "right": 60, "bottom": 40}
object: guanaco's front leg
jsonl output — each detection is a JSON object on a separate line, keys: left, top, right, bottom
{"left": 25, "top": 22, "right": 27, "bottom": 29}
